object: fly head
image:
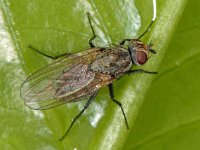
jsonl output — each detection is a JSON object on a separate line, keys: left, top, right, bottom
{"left": 128, "top": 39, "right": 156, "bottom": 66}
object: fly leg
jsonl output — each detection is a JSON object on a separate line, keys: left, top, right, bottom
{"left": 120, "top": 39, "right": 132, "bottom": 45}
{"left": 125, "top": 69, "right": 158, "bottom": 75}
{"left": 87, "top": 13, "right": 97, "bottom": 48}
{"left": 29, "top": 13, "right": 97, "bottom": 59}
{"left": 120, "top": 11, "right": 155, "bottom": 45}
{"left": 60, "top": 92, "right": 98, "bottom": 141}
{"left": 28, "top": 45, "right": 71, "bottom": 60}
{"left": 108, "top": 83, "right": 129, "bottom": 129}
{"left": 120, "top": 18, "right": 155, "bottom": 45}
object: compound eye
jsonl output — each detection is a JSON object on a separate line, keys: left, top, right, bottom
{"left": 137, "top": 51, "right": 147, "bottom": 65}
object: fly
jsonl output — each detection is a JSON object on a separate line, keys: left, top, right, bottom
{"left": 21, "top": 0, "right": 157, "bottom": 141}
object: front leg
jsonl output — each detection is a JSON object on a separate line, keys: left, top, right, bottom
{"left": 119, "top": 39, "right": 132, "bottom": 45}
{"left": 125, "top": 69, "right": 158, "bottom": 75}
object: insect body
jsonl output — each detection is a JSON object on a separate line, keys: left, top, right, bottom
{"left": 21, "top": 11, "right": 157, "bottom": 141}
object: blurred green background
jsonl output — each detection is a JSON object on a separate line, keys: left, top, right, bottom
{"left": 1, "top": 0, "right": 200, "bottom": 149}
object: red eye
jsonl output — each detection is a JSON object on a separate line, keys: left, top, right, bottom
{"left": 137, "top": 51, "right": 147, "bottom": 65}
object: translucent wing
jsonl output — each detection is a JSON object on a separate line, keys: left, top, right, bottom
{"left": 21, "top": 48, "right": 113, "bottom": 110}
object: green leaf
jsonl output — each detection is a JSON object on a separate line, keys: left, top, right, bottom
{"left": 0, "top": 0, "right": 193, "bottom": 149}
{"left": 124, "top": 0, "right": 200, "bottom": 150}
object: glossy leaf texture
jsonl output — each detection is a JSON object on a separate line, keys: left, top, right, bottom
{"left": 0, "top": 0, "right": 193, "bottom": 149}
{"left": 123, "top": 0, "right": 200, "bottom": 150}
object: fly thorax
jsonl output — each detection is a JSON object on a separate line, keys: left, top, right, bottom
{"left": 90, "top": 48, "right": 132, "bottom": 77}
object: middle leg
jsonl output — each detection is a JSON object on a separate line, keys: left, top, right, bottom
{"left": 108, "top": 83, "right": 129, "bottom": 129}
{"left": 87, "top": 13, "right": 97, "bottom": 48}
